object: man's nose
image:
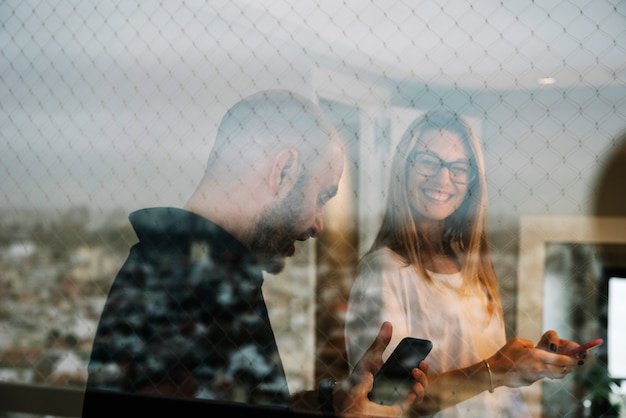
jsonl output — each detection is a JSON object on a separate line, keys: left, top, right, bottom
{"left": 309, "top": 211, "right": 324, "bottom": 238}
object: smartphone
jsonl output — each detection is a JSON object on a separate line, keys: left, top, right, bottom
{"left": 368, "top": 337, "right": 433, "bottom": 405}
{"left": 562, "top": 338, "right": 603, "bottom": 357}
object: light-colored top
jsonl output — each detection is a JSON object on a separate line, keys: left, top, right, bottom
{"left": 345, "top": 248, "right": 530, "bottom": 418}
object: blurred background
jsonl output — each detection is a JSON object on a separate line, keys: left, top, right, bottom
{"left": 1, "top": 0, "right": 625, "bottom": 416}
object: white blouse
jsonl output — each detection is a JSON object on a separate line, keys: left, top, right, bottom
{"left": 345, "top": 247, "right": 530, "bottom": 418}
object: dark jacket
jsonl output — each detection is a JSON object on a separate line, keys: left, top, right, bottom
{"left": 82, "top": 207, "right": 291, "bottom": 416}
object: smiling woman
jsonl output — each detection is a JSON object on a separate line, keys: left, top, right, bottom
{"left": 344, "top": 110, "right": 586, "bottom": 417}
{"left": 406, "top": 129, "right": 473, "bottom": 227}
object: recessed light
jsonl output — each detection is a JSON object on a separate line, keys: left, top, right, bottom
{"left": 539, "top": 77, "right": 555, "bottom": 85}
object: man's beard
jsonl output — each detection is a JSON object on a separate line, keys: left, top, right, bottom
{"left": 249, "top": 185, "right": 305, "bottom": 274}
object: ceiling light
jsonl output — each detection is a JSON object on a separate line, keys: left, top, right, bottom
{"left": 539, "top": 77, "right": 555, "bottom": 85}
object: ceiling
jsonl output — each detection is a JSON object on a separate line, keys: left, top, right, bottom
{"left": 6, "top": 0, "right": 624, "bottom": 94}
{"left": 221, "top": 0, "right": 626, "bottom": 90}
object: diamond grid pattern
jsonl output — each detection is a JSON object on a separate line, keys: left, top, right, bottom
{"left": 2, "top": 0, "right": 626, "bottom": 416}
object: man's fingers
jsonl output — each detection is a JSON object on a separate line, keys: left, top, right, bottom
{"left": 360, "top": 321, "right": 393, "bottom": 372}
{"left": 417, "top": 360, "right": 429, "bottom": 376}
{"left": 372, "top": 321, "right": 393, "bottom": 350}
{"left": 350, "top": 321, "right": 393, "bottom": 395}
{"left": 352, "top": 370, "right": 374, "bottom": 397}
{"left": 410, "top": 375, "right": 426, "bottom": 402}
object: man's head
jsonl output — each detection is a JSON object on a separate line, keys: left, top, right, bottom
{"left": 207, "top": 90, "right": 340, "bottom": 177}
{"left": 188, "top": 89, "right": 344, "bottom": 273}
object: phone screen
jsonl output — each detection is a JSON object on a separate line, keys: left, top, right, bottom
{"left": 369, "top": 337, "right": 433, "bottom": 405}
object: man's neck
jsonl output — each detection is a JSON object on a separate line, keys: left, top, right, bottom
{"left": 184, "top": 183, "right": 254, "bottom": 248}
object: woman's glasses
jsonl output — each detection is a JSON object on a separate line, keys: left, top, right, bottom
{"left": 409, "top": 151, "right": 475, "bottom": 184}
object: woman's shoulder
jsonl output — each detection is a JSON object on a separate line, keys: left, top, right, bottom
{"left": 351, "top": 248, "right": 407, "bottom": 297}
{"left": 359, "top": 247, "right": 407, "bottom": 272}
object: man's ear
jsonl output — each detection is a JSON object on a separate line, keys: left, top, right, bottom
{"left": 269, "top": 148, "right": 299, "bottom": 198}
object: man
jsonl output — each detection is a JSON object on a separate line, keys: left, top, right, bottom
{"left": 82, "top": 90, "right": 427, "bottom": 417}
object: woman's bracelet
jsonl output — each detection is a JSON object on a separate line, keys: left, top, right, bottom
{"left": 482, "top": 359, "right": 495, "bottom": 393}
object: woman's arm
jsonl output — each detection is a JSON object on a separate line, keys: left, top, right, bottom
{"left": 410, "top": 334, "right": 583, "bottom": 415}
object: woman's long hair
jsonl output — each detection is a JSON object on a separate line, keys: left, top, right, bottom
{"left": 367, "top": 109, "right": 502, "bottom": 317}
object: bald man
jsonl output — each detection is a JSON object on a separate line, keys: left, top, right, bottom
{"left": 82, "top": 90, "right": 427, "bottom": 417}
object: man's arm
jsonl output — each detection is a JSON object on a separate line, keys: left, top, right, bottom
{"left": 290, "top": 390, "right": 320, "bottom": 412}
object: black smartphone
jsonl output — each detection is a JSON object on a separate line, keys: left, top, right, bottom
{"left": 368, "top": 337, "right": 433, "bottom": 405}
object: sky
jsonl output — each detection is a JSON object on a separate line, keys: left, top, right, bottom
{"left": 1, "top": 0, "right": 341, "bottom": 213}
{"left": 2, "top": 0, "right": 625, "bottom": 215}
{"left": 2, "top": 1, "right": 244, "bottom": 212}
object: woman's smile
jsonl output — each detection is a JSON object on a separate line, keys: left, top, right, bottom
{"left": 422, "top": 187, "right": 455, "bottom": 203}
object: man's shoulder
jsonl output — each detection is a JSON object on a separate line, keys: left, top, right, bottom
{"left": 125, "top": 207, "right": 254, "bottom": 274}
{"left": 128, "top": 207, "right": 224, "bottom": 242}
{"left": 129, "top": 207, "right": 200, "bottom": 230}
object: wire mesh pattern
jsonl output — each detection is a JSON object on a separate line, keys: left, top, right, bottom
{"left": 1, "top": 1, "right": 626, "bottom": 417}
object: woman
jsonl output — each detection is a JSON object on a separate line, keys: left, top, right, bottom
{"left": 345, "top": 110, "right": 582, "bottom": 417}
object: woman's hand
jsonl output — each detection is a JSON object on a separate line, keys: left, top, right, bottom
{"left": 334, "top": 321, "right": 428, "bottom": 417}
{"left": 486, "top": 334, "right": 580, "bottom": 389}
{"left": 536, "top": 330, "right": 590, "bottom": 360}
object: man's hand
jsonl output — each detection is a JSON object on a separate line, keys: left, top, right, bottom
{"left": 334, "top": 322, "right": 428, "bottom": 417}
